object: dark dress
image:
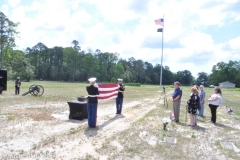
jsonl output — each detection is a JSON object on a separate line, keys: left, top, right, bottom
{"left": 187, "top": 94, "right": 199, "bottom": 115}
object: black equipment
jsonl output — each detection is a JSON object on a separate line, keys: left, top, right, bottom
{"left": 0, "top": 70, "right": 7, "bottom": 93}
{"left": 156, "top": 87, "right": 168, "bottom": 108}
{"left": 22, "top": 84, "right": 44, "bottom": 96}
{"left": 67, "top": 96, "right": 88, "bottom": 120}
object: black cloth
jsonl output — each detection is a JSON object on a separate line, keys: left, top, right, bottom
{"left": 187, "top": 94, "right": 199, "bottom": 114}
{"left": 67, "top": 100, "right": 88, "bottom": 120}
{"left": 209, "top": 104, "right": 218, "bottom": 123}
{"left": 86, "top": 85, "right": 99, "bottom": 103}
{"left": 117, "top": 84, "right": 125, "bottom": 98}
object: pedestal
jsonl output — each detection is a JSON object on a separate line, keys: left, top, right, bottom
{"left": 67, "top": 100, "right": 88, "bottom": 120}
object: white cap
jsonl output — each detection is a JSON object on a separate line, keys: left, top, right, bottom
{"left": 88, "top": 77, "right": 96, "bottom": 82}
{"left": 118, "top": 78, "right": 123, "bottom": 81}
{"left": 17, "top": 77, "right": 20, "bottom": 79}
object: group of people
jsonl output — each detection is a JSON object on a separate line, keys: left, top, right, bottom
{"left": 86, "top": 79, "right": 223, "bottom": 128}
{"left": 86, "top": 77, "right": 125, "bottom": 128}
{"left": 172, "top": 81, "right": 222, "bottom": 127}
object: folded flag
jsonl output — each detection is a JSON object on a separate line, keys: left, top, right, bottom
{"left": 97, "top": 83, "right": 119, "bottom": 101}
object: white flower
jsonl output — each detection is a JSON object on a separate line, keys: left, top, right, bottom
{"left": 162, "top": 117, "right": 171, "bottom": 124}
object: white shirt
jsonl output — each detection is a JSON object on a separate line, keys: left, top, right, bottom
{"left": 208, "top": 93, "right": 222, "bottom": 106}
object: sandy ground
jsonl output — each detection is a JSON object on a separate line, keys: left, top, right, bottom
{"left": 1, "top": 90, "right": 240, "bottom": 160}
{"left": 0, "top": 96, "right": 162, "bottom": 160}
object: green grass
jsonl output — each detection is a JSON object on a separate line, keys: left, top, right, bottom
{"left": 7, "top": 115, "right": 15, "bottom": 120}
{"left": 124, "top": 83, "right": 141, "bottom": 86}
{"left": 138, "top": 117, "right": 145, "bottom": 122}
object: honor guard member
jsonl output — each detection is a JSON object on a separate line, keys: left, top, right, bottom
{"left": 86, "top": 77, "right": 99, "bottom": 128}
{"left": 15, "top": 77, "right": 21, "bottom": 95}
{"left": 116, "top": 78, "right": 125, "bottom": 114}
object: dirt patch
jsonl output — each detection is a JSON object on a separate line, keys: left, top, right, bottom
{"left": 31, "top": 111, "right": 55, "bottom": 121}
{"left": 10, "top": 109, "right": 55, "bottom": 121}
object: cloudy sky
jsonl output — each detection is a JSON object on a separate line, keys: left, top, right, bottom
{"left": 1, "top": 0, "right": 240, "bottom": 77}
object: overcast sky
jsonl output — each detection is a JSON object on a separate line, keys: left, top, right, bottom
{"left": 1, "top": 0, "right": 240, "bottom": 78}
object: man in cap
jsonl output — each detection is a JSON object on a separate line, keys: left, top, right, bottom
{"left": 86, "top": 77, "right": 99, "bottom": 128}
{"left": 15, "top": 77, "right": 21, "bottom": 95}
{"left": 116, "top": 78, "right": 125, "bottom": 114}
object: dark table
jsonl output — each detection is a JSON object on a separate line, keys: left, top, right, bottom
{"left": 67, "top": 100, "right": 88, "bottom": 120}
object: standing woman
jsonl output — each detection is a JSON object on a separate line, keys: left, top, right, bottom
{"left": 208, "top": 86, "right": 222, "bottom": 124}
{"left": 199, "top": 85, "right": 206, "bottom": 117}
{"left": 86, "top": 77, "right": 99, "bottom": 128}
{"left": 116, "top": 78, "right": 125, "bottom": 114}
{"left": 187, "top": 87, "right": 199, "bottom": 127}
{"left": 15, "top": 77, "right": 21, "bottom": 95}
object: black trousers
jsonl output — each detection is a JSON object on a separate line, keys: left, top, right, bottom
{"left": 15, "top": 86, "right": 20, "bottom": 95}
{"left": 209, "top": 104, "right": 219, "bottom": 123}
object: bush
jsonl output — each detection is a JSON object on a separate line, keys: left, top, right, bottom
{"left": 124, "top": 83, "right": 141, "bottom": 87}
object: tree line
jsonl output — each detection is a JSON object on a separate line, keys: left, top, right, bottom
{"left": 3, "top": 41, "right": 194, "bottom": 85}
{"left": 1, "top": 12, "right": 240, "bottom": 87}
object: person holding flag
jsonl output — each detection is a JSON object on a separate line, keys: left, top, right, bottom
{"left": 86, "top": 77, "right": 99, "bottom": 128}
{"left": 116, "top": 78, "right": 125, "bottom": 114}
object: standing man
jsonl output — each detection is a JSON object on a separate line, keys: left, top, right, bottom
{"left": 116, "top": 78, "right": 125, "bottom": 114}
{"left": 15, "top": 77, "right": 21, "bottom": 95}
{"left": 172, "top": 81, "right": 182, "bottom": 122}
{"left": 86, "top": 77, "right": 99, "bottom": 128}
{"left": 199, "top": 85, "right": 206, "bottom": 117}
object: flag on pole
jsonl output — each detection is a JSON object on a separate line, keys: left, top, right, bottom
{"left": 97, "top": 83, "right": 119, "bottom": 101}
{"left": 155, "top": 18, "right": 164, "bottom": 26}
{"left": 157, "top": 28, "right": 163, "bottom": 32}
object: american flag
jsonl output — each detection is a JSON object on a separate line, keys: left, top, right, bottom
{"left": 97, "top": 83, "right": 119, "bottom": 101}
{"left": 155, "top": 18, "right": 164, "bottom": 26}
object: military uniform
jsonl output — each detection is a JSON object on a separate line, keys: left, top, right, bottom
{"left": 86, "top": 78, "right": 99, "bottom": 128}
{"left": 116, "top": 79, "right": 125, "bottom": 114}
{"left": 15, "top": 77, "right": 21, "bottom": 95}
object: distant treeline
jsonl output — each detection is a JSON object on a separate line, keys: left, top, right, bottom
{"left": 3, "top": 41, "right": 240, "bottom": 87}
{"left": 4, "top": 41, "right": 192, "bottom": 85}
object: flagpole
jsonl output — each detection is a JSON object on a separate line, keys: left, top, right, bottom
{"left": 160, "top": 14, "right": 164, "bottom": 91}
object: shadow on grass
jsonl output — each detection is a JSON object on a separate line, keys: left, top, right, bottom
{"left": 84, "top": 114, "right": 125, "bottom": 137}
{"left": 192, "top": 125, "right": 207, "bottom": 132}
{"left": 175, "top": 121, "right": 187, "bottom": 126}
{"left": 214, "top": 123, "right": 236, "bottom": 130}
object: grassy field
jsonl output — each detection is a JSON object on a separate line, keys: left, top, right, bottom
{"left": 0, "top": 81, "right": 240, "bottom": 160}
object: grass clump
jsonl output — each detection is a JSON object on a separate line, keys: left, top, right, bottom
{"left": 138, "top": 117, "right": 145, "bottom": 122}
{"left": 7, "top": 115, "right": 15, "bottom": 120}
